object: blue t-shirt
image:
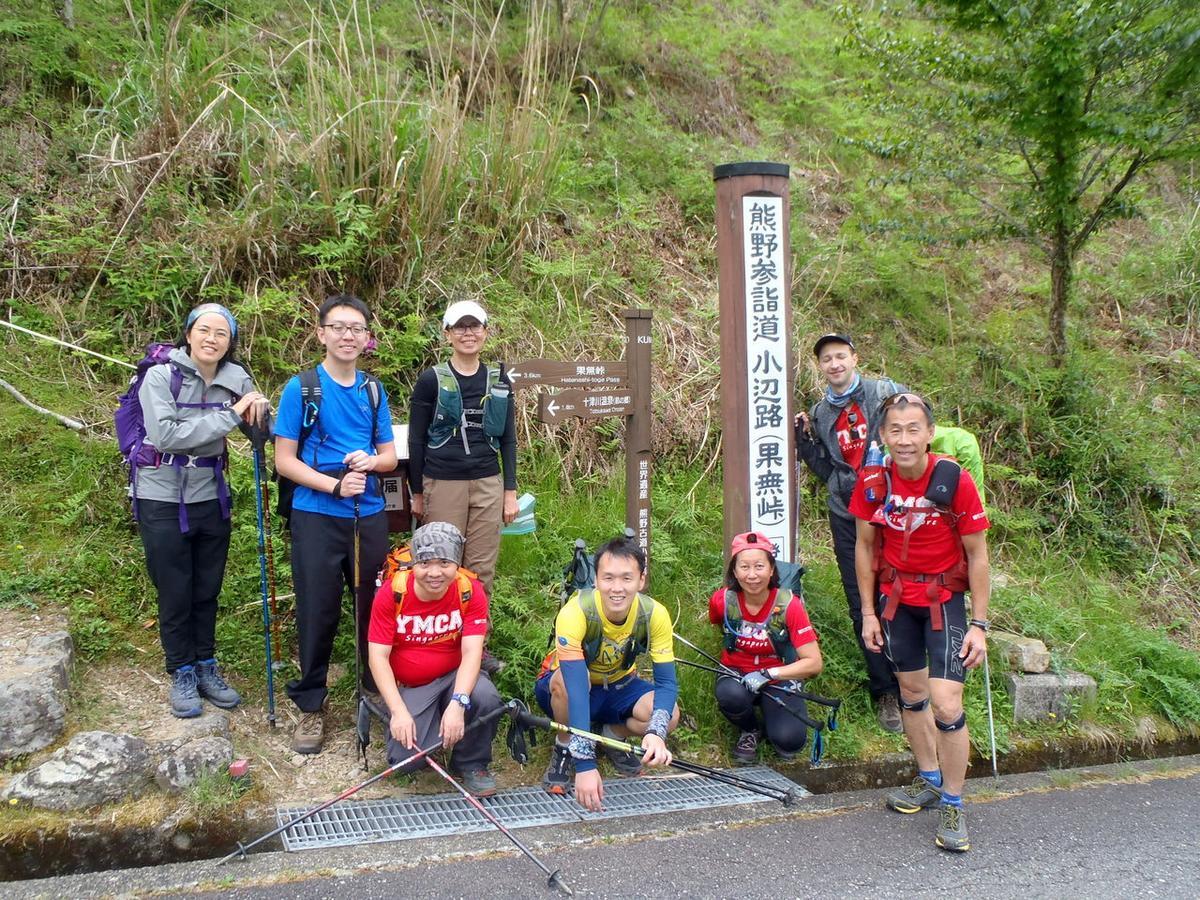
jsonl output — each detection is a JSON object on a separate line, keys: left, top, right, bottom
{"left": 275, "top": 365, "right": 395, "bottom": 519}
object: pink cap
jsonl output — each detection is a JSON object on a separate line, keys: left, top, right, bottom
{"left": 730, "top": 531, "right": 776, "bottom": 559}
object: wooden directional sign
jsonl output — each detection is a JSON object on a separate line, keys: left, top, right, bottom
{"left": 507, "top": 359, "right": 627, "bottom": 389}
{"left": 538, "top": 388, "right": 634, "bottom": 423}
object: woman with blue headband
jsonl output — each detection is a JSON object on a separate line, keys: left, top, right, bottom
{"left": 136, "top": 303, "right": 269, "bottom": 718}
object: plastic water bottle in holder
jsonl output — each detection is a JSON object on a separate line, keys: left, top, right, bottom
{"left": 862, "top": 441, "right": 885, "bottom": 502}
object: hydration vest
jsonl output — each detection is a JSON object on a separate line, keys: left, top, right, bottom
{"left": 426, "top": 363, "right": 509, "bottom": 453}
{"left": 721, "top": 588, "right": 799, "bottom": 664}
{"left": 871, "top": 456, "right": 968, "bottom": 631}
{"left": 577, "top": 588, "right": 653, "bottom": 671}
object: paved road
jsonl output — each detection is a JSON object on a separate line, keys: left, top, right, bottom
{"left": 195, "top": 769, "right": 1199, "bottom": 900}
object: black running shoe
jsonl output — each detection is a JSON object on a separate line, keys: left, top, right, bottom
{"left": 542, "top": 742, "right": 573, "bottom": 795}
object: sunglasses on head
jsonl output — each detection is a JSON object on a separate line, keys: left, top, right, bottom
{"left": 880, "top": 392, "right": 932, "bottom": 415}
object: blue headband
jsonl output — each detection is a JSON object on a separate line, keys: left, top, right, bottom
{"left": 186, "top": 303, "right": 237, "bottom": 339}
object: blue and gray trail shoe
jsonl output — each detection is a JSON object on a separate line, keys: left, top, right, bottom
{"left": 885, "top": 775, "right": 943, "bottom": 813}
{"left": 170, "top": 665, "right": 203, "bottom": 718}
{"left": 196, "top": 658, "right": 242, "bottom": 708}
{"left": 935, "top": 803, "right": 970, "bottom": 852}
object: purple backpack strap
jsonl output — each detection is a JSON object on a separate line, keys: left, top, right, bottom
{"left": 166, "top": 366, "right": 235, "bottom": 531}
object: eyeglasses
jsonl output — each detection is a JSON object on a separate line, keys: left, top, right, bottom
{"left": 880, "top": 392, "right": 932, "bottom": 414}
{"left": 321, "top": 322, "right": 369, "bottom": 337}
{"left": 449, "top": 322, "right": 486, "bottom": 335}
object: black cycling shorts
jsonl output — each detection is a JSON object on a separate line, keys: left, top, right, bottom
{"left": 878, "top": 592, "right": 968, "bottom": 683}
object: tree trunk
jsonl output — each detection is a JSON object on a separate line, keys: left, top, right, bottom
{"left": 1049, "top": 225, "right": 1072, "bottom": 367}
{"left": 57, "top": 0, "right": 74, "bottom": 29}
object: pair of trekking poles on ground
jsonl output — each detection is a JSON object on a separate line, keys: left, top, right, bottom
{"left": 220, "top": 698, "right": 805, "bottom": 894}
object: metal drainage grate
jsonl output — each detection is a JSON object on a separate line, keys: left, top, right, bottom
{"left": 277, "top": 786, "right": 578, "bottom": 852}
{"left": 276, "top": 767, "right": 808, "bottom": 852}
{"left": 566, "top": 766, "right": 809, "bottom": 821}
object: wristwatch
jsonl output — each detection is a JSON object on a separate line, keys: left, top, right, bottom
{"left": 451, "top": 692, "right": 472, "bottom": 710}
{"left": 969, "top": 618, "right": 990, "bottom": 632}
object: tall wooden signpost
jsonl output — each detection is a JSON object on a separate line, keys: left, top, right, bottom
{"left": 509, "top": 309, "right": 654, "bottom": 560}
{"left": 714, "top": 162, "right": 797, "bottom": 563}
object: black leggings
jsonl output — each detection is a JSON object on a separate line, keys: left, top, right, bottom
{"left": 715, "top": 675, "right": 809, "bottom": 752}
{"left": 139, "top": 498, "right": 231, "bottom": 673}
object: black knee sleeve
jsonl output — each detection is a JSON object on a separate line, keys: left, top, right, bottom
{"left": 899, "top": 695, "right": 929, "bottom": 713}
{"left": 935, "top": 711, "right": 967, "bottom": 732}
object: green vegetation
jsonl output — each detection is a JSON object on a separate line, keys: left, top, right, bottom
{"left": 1, "top": 0, "right": 1197, "bottom": 770}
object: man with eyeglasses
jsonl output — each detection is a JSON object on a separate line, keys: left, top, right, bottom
{"left": 795, "top": 333, "right": 907, "bottom": 733}
{"left": 409, "top": 298, "right": 518, "bottom": 609}
{"left": 275, "top": 294, "right": 397, "bottom": 754}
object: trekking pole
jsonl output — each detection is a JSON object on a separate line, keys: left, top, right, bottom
{"left": 217, "top": 701, "right": 512, "bottom": 864}
{"left": 672, "top": 632, "right": 840, "bottom": 710}
{"left": 250, "top": 441, "right": 276, "bottom": 728}
{"left": 507, "top": 702, "right": 800, "bottom": 806}
{"left": 673, "top": 632, "right": 840, "bottom": 764}
{"left": 352, "top": 491, "right": 365, "bottom": 765}
{"left": 982, "top": 646, "right": 999, "bottom": 780}
{"left": 424, "top": 756, "right": 574, "bottom": 897}
{"left": 260, "top": 469, "right": 282, "bottom": 669}
{"left": 673, "top": 656, "right": 825, "bottom": 731}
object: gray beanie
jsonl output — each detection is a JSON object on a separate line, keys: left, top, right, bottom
{"left": 411, "top": 521, "right": 465, "bottom": 564}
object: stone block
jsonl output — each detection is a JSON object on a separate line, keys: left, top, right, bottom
{"left": 1007, "top": 671, "right": 1097, "bottom": 723}
{"left": 2, "top": 731, "right": 153, "bottom": 810}
{"left": 990, "top": 630, "right": 1051, "bottom": 673}
{"left": 0, "top": 630, "right": 74, "bottom": 761}
{"left": 155, "top": 736, "right": 234, "bottom": 793}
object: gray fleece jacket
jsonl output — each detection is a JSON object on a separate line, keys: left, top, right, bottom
{"left": 134, "top": 347, "right": 254, "bottom": 504}
{"left": 796, "top": 375, "right": 906, "bottom": 520}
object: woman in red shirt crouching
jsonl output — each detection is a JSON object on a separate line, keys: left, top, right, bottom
{"left": 709, "top": 531, "right": 824, "bottom": 765}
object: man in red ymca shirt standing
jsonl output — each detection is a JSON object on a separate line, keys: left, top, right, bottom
{"left": 851, "top": 393, "right": 991, "bottom": 853}
{"left": 367, "top": 521, "right": 503, "bottom": 797}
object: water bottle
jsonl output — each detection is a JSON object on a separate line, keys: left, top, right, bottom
{"left": 862, "top": 441, "right": 885, "bottom": 502}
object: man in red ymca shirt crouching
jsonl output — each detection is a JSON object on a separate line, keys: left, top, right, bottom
{"left": 367, "top": 520, "right": 503, "bottom": 797}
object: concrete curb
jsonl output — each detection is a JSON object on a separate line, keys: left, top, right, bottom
{"left": 6, "top": 752, "right": 1199, "bottom": 899}
{"left": 2, "top": 734, "right": 1200, "bottom": 888}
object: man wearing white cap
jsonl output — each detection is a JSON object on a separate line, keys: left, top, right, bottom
{"left": 408, "top": 298, "right": 518, "bottom": 600}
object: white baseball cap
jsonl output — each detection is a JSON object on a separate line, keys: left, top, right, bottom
{"left": 442, "top": 300, "right": 489, "bottom": 329}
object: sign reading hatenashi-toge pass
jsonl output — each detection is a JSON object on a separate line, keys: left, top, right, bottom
{"left": 742, "top": 194, "right": 792, "bottom": 561}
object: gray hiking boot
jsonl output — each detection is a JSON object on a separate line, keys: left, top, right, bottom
{"left": 733, "top": 730, "right": 759, "bottom": 765}
{"left": 457, "top": 768, "right": 498, "bottom": 798}
{"left": 542, "top": 742, "right": 574, "bottom": 795}
{"left": 876, "top": 692, "right": 904, "bottom": 733}
{"left": 935, "top": 803, "right": 970, "bottom": 852}
{"left": 886, "top": 775, "right": 943, "bottom": 813}
{"left": 292, "top": 709, "right": 325, "bottom": 755}
{"left": 195, "top": 659, "right": 241, "bottom": 709}
{"left": 170, "top": 665, "right": 202, "bottom": 719}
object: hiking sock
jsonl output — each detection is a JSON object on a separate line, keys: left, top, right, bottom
{"left": 920, "top": 769, "right": 943, "bottom": 789}
{"left": 601, "top": 724, "right": 621, "bottom": 741}
{"left": 940, "top": 791, "right": 963, "bottom": 808}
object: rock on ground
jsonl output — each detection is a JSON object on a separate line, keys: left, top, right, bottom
{"left": 2, "top": 731, "right": 153, "bottom": 811}
{"left": 155, "top": 736, "right": 234, "bottom": 793}
{"left": 0, "top": 629, "right": 73, "bottom": 761}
